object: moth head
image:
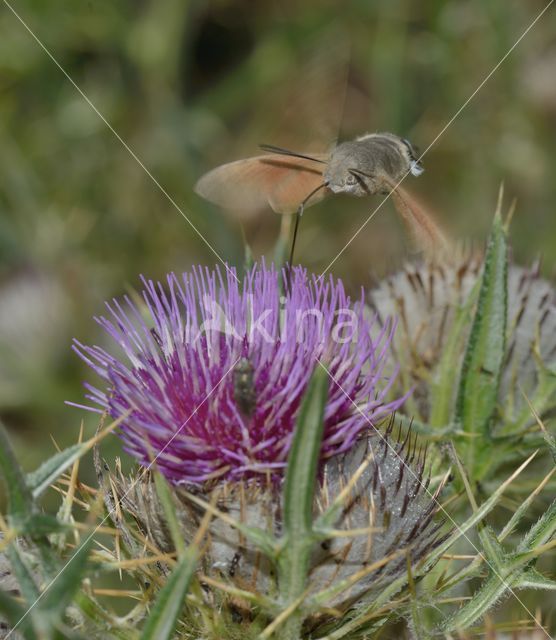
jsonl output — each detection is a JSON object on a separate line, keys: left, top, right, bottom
{"left": 324, "top": 147, "right": 374, "bottom": 196}
{"left": 401, "top": 138, "right": 424, "bottom": 176}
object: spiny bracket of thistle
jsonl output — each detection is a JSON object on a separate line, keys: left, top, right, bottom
{"left": 369, "top": 205, "right": 556, "bottom": 484}
{"left": 109, "top": 412, "right": 449, "bottom": 638}
{"left": 332, "top": 454, "right": 554, "bottom": 640}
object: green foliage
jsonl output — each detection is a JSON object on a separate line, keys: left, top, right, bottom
{"left": 27, "top": 443, "right": 89, "bottom": 500}
{"left": 0, "top": 420, "right": 34, "bottom": 522}
{"left": 140, "top": 550, "right": 198, "bottom": 640}
{"left": 1, "top": 2, "right": 555, "bottom": 636}
{"left": 443, "top": 499, "right": 556, "bottom": 632}
{"left": 454, "top": 211, "right": 508, "bottom": 480}
{"left": 153, "top": 468, "right": 187, "bottom": 559}
{"left": 278, "top": 364, "right": 329, "bottom": 639}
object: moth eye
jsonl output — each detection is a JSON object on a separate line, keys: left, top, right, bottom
{"left": 345, "top": 174, "right": 357, "bottom": 186}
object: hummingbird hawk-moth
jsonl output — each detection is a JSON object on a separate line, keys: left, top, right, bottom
{"left": 195, "top": 132, "right": 448, "bottom": 263}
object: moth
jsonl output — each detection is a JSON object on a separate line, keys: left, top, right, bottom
{"left": 195, "top": 132, "right": 448, "bottom": 263}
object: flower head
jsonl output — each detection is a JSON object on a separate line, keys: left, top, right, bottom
{"left": 73, "top": 263, "right": 404, "bottom": 485}
{"left": 369, "top": 255, "right": 556, "bottom": 423}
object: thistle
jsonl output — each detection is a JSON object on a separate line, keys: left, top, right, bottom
{"left": 67, "top": 262, "right": 448, "bottom": 637}
{"left": 72, "top": 263, "right": 405, "bottom": 484}
{"left": 2, "top": 219, "right": 553, "bottom": 640}
{"left": 369, "top": 252, "right": 556, "bottom": 426}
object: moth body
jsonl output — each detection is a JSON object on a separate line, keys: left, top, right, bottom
{"left": 324, "top": 133, "right": 423, "bottom": 196}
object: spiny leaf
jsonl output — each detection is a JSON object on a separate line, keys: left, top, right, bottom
{"left": 0, "top": 589, "right": 37, "bottom": 640}
{"left": 499, "top": 468, "right": 556, "bottom": 541}
{"left": 6, "top": 543, "right": 40, "bottom": 605}
{"left": 442, "top": 571, "right": 518, "bottom": 632}
{"left": 140, "top": 549, "right": 198, "bottom": 640}
{"left": 455, "top": 212, "right": 507, "bottom": 473}
{"left": 283, "top": 363, "right": 329, "bottom": 538}
{"left": 430, "top": 277, "right": 481, "bottom": 429}
{"left": 40, "top": 538, "right": 92, "bottom": 617}
{"left": 277, "top": 363, "right": 329, "bottom": 640}
{"left": 443, "top": 500, "right": 556, "bottom": 632}
{"left": 516, "top": 499, "right": 556, "bottom": 553}
{"left": 518, "top": 567, "right": 556, "bottom": 591}
{"left": 0, "top": 421, "right": 34, "bottom": 521}
{"left": 17, "top": 514, "right": 70, "bottom": 539}
{"left": 26, "top": 443, "right": 88, "bottom": 500}
{"left": 477, "top": 525, "right": 504, "bottom": 570}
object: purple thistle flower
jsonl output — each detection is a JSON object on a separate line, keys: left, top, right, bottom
{"left": 71, "top": 263, "right": 405, "bottom": 485}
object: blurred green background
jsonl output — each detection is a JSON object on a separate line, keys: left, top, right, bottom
{"left": 1, "top": 0, "right": 555, "bottom": 475}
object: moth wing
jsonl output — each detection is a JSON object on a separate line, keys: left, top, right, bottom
{"left": 195, "top": 154, "right": 328, "bottom": 218}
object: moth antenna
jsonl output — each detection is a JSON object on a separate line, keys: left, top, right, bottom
{"left": 259, "top": 143, "right": 327, "bottom": 164}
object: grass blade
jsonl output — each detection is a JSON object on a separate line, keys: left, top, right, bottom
{"left": 0, "top": 421, "right": 34, "bottom": 521}
{"left": 140, "top": 549, "right": 198, "bottom": 640}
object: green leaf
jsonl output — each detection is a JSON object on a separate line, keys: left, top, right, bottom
{"left": 6, "top": 543, "right": 40, "bottom": 605}
{"left": 443, "top": 498, "right": 556, "bottom": 633}
{"left": 0, "top": 426, "right": 62, "bottom": 580}
{"left": 0, "top": 421, "right": 34, "bottom": 521}
{"left": 502, "top": 355, "right": 556, "bottom": 436}
{"left": 516, "top": 499, "right": 556, "bottom": 553}
{"left": 518, "top": 567, "right": 556, "bottom": 591}
{"left": 430, "top": 277, "right": 481, "bottom": 429}
{"left": 455, "top": 213, "right": 508, "bottom": 474}
{"left": 477, "top": 525, "right": 504, "bottom": 570}
{"left": 277, "top": 364, "right": 329, "bottom": 640}
{"left": 0, "top": 589, "right": 37, "bottom": 640}
{"left": 442, "top": 571, "right": 518, "bottom": 632}
{"left": 283, "top": 364, "right": 328, "bottom": 538}
{"left": 140, "top": 549, "right": 198, "bottom": 640}
{"left": 40, "top": 538, "right": 92, "bottom": 618}
{"left": 26, "top": 443, "right": 88, "bottom": 500}
{"left": 153, "top": 469, "right": 186, "bottom": 559}
{"left": 499, "top": 472, "right": 554, "bottom": 541}
{"left": 282, "top": 364, "right": 328, "bottom": 537}
{"left": 17, "top": 514, "right": 70, "bottom": 539}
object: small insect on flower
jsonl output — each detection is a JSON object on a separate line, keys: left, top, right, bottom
{"left": 232, "top": 356, "right": 257, "bottom": 418}
{"left": 195, "top": 133, "right": 448, "bottom": 262}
